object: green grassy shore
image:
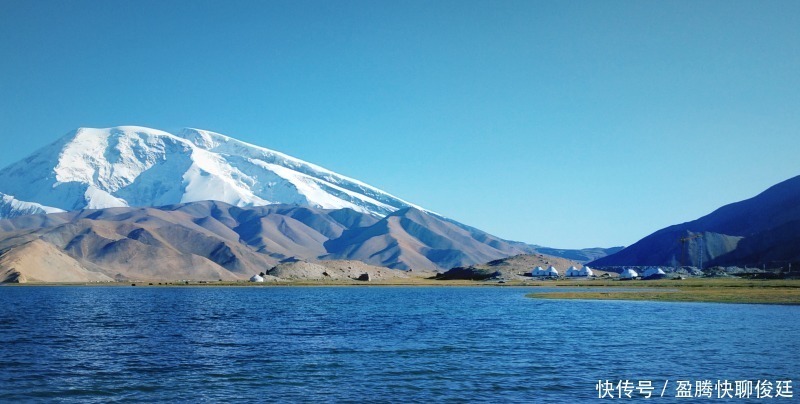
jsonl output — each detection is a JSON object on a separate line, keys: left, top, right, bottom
{"left": 526, "top": 278, "right": 800, "bottom": 305}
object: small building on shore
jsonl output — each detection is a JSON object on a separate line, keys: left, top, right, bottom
{"left": 567, "top": 266, "right": 593, "bottom": 277}
{"left": 531, "top": 266, "right": 558, "bottom": 277}
{"left": 249, "top": 274, "right": 265, "bottom": 282}
{"left": 620, "top": 268, "right": 639, "bottom": 280}
{"left": 531, "top": 266, "right": 545, "bottom": 276}
{"left": 643, "top": 267, "right": 666, "bottom": 279}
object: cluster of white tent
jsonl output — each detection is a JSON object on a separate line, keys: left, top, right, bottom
{"left": 531, "top": 265, "right": 596, "bottom": 277}
{"left": 531, "top": 266, "right": 560, "bottom": 277}
{"left": 529, "top": 265, "right": 669, "bottom": 280}
{"left": 643, "top": 267, "right": 667, "bottom": 278}
{"left": 566, "top": 266, "right": 594, "bottom": 277}
{"left": 619, "top": 267, "right": 667, "bottom": 280}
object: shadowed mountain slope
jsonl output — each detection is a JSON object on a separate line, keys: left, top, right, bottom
{"left": 591, "top": 175, "right": 800, "bottom": 268}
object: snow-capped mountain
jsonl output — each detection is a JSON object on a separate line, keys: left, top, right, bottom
{"left": 0, "top": 126, "right": 422, "bottom": 218}
{"left": 0, "top": 192, "right": 64, "bottom": 218}
{"left": 0, "top": 126, "right": 625, "bottom": 281}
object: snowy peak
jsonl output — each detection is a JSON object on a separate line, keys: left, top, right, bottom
{"left": 53, "top": 127, "right": 195, "bottom": 209}
{"left": 175, "top": 128, "right": 417, "bottom": 215}
{"left": 179, "top": 128, "right": 227, "bottom": 150}
{"left": 0, "top": 192, "right": 64, "bottom": 219}
{"left": 0, "top": 126, "right": 423, "bottom": 219}
{"left": 54, "top": 126, "right": 189, "bottom": 191}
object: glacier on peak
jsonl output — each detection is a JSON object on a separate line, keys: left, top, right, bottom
{"left": 0, "top": 126, "right": 422, "bottom": 219}
{"left": 0, "top": 192, "right": 64, "bottom": 219}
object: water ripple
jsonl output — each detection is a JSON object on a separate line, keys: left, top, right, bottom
{"left": 0, "top": 286, "right": 798, "bottom": 402}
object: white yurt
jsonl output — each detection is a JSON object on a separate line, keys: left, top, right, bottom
{"left": 531, "top": 266, "right": 545, "bottom": 276}
{"left": 580, "top": 266, "right": 594, "bottom": 277}
{"left": 566, "top": 266, "right": 579, "bottom": 277}
{"left": 545, "top": 267, "right": 559, "bottom": 277}
{"left": 620, "top": 268, "right": 639, "bottom": 279}
{"left": 643, "top": 267, "right": 666, "bottom": 278}
{"left": 249, "top": 274, "right": 265, "bottom": 282}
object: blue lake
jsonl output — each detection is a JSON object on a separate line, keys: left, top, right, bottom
{"left": 0, "top": 286, "right": 798, "bottom": 402}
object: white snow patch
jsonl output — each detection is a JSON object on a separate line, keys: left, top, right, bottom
{"left": 84, "top": 186, "right": 128, "bottom": 209}
{"left": 181, "top": 148, "right": 270, "bottom": 206}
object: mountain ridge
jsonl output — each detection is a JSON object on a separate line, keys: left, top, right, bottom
{"left": 0, "top": 201, "right": 536, "bottom": 282}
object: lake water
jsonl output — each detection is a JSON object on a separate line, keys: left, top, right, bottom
{"left": 0, "top": 286, "right": 798, "bottom": 402}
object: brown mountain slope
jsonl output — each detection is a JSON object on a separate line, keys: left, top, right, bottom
{"left": 323, "top": 207, "right": 534, "bottom": 271}
{"left": 0, "top": 239, "right": 114, "bottom": 283}
{"left": 0, "top": 207, "right": 275, "bottom": 282}
{"left": 0, "top": 201, "right": 540, "bottom": 282}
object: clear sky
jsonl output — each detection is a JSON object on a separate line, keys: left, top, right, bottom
{"left": 1, "top": 0, "right": 798, "bottom": 249}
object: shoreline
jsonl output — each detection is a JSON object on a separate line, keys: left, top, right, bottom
{"left": 0, "top": 277, "right": 800, "bottom": 292}
{"left": 4, "top": 277, "right": 800, "bottom": 302}
{"left": 525, "top": 278, "right": 800, "bottom": 305}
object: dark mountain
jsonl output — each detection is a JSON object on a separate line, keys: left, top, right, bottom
{"left": 590, "top": 175, "right": 800, "bottom": 268}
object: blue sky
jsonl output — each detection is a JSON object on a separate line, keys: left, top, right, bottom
{"left": 1, "top": 0, "right": 798, "bottom": 249}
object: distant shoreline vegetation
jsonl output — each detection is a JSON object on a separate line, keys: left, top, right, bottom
{"left": 526, "top": 278, "right": 800, "bottom": 305}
